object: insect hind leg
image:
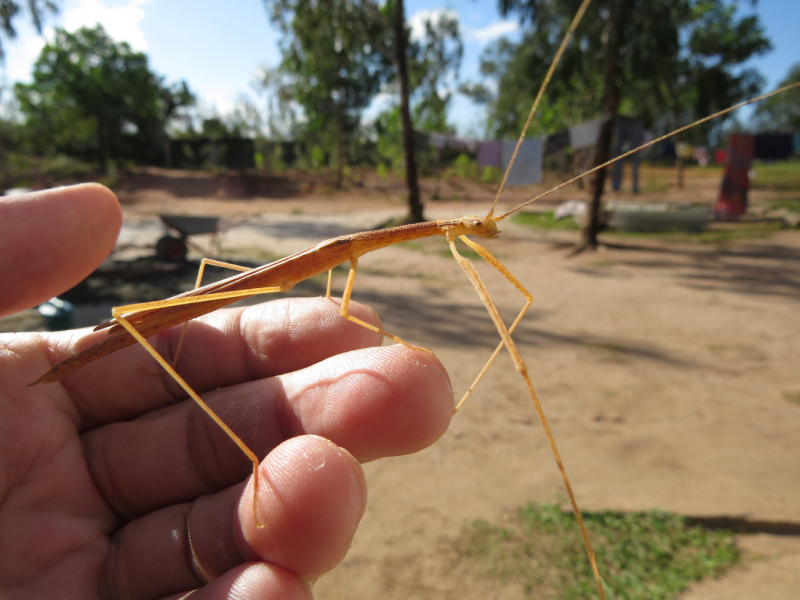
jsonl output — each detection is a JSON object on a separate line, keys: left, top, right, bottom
{"left": 112, "top": 307, "right": 266, "bottom": 529}
{"left": 337, "top": 258, "right": 431, "bottom": 353}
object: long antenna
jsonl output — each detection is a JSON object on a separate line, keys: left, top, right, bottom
{"left": 494, "top": 81, "right": 800, "bottom": 221}
{"left": 486, "top": 0, "right": 593, "bottom": 220}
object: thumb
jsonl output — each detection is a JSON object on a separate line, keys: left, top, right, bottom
{"left": 0, "top": 184, "right": 122, "bottom": 317}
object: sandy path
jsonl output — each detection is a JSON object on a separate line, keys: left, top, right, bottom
{"left": 72, "top": 177, "right": 800, "bottom": 598}
{"left": 116, "top": 190, "right": 799, "bottom": 599}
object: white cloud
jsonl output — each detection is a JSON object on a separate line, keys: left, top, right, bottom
{"left": 197, "top": 88, "right": 235, "bottom": 116}
{"left": 4, "top": 35, "right": 46, "bottom": 82}
{"left": 408, "top": 8, "right": 458, "bottom": 41}
{"left": 1, "top": 0, "right": 151, "bottom": 84}
{"left": 464, "top": 20, "right": 518, "bottom": 45}
{"left": 407, "top": 10, "right": 517, "bottom": 46}
{"left": 62, "top": 0, "right": 151, "bottom": 51}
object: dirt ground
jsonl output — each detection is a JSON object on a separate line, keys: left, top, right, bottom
{"left": 33, "top": 167, "right": 800, "bottom": 597}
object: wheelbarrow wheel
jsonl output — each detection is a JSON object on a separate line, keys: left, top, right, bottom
{"left": 156, "top": 235, "right": 188, "bottom": 261}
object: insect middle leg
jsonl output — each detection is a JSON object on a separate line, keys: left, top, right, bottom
{"left": 173, "top": 258, "right": 255, "bottom": 367}
{"left": 334, "top": 258, "right": 431, "bottom": 353}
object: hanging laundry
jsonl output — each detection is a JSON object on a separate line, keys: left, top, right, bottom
{"left": 501, "top": 138, "right": 543, "bottom": 185}
{"left": 714, "top": 133, "right": 753, "bottom": 220}
{"left": 429, "top": 133, "right": 448, "bottom": 149}
{"left": 676, "top": 142, "right": 694, "bottom": 160}
{"left": 753, "top": 133, "right": 793, "bottom": 160}
{"left": 568, "top": 118, "right": 603, "bottom": 149}
{"left": 693, "top": 146, "right": 709, "bottom": 167}
{"left": 476, "top": 141, "right": 502, "bottom": 169}
{"left": 426, "top": 133, "right": 480, "bottom": 154}
{"left": 611, "top": 117, "right": 645, "bottom": 193}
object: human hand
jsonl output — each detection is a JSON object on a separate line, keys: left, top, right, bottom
{"left": 0, "top": 184, "right": 453, "bottom": 599}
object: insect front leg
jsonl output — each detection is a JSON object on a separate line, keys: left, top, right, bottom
{"left": 446, "top": 232, "right": 605, "bottom": 598}
{"left": 453, "top": 235, "right": 533, "bottom": 412}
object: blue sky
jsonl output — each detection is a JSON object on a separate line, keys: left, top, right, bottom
{"left": 1, "top": 0, "right": 797, "bottom": 136}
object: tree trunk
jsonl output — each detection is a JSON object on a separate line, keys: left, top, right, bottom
{"left": 580, "top": 0, "right": 624, "bottom": 252}
{"left": 335, "top": 103, "right": 344, "bottom": 189}
{"left": 674, "top": 109, "right": 684, "bottom": 190}
{"left": 96, "top": 118, "right": 109, "bottom": 175}
{"left": 394, "top": 0, "right": 424, "bottom": 222}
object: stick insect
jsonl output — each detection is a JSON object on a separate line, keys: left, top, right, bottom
{"left": 30, "top": 0, "right": 799, "bottom": 594}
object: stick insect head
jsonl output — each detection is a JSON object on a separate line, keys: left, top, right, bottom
{"left": 457, "top": 215, "right": 501, "bottom": 239}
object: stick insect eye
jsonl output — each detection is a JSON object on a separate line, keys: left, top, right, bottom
{"left": 472, "top": 220, "right": 481, "bottom": 226}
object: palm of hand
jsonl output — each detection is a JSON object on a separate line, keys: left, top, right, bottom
{"left": 0, "top": 185, "right": 452, "bottom": 599}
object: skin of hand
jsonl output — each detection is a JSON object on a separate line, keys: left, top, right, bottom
{"left": 0, "top": 184, "right": 454, "bottom": 599}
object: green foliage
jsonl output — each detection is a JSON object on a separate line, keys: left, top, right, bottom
{"left": 406, "top": 9, "right": 463, "bottom": 134}
{"left": 373, "top": 107, "right": 404, "bottom": 170}
{"left": 458, "top": 503, "right": 740, "bottom": 600}
{"left": 474, "top": 0, "right": 771, "bottom": 144}
{"left": 447, "top": 153, "right": 477, "bottom": 179}
{"left": 0, "top": 152, "right": 98, "bottom": 189}
{"left": 480, "top": 165, "right": 503, "bottom": 184}
{"left": 309, "top": 145, "right": 326, "bottom": 168}
{"left": 262, "top": 0, "right": 384, "bottom": 172}
{"left": 754, "top": 63, "right": 800, "bottom": 131}
{"left": 15, "top": 25, "right": 194, "bottom": 169}
{"left": 513, "top": 211, "right": 580, "bottom": 230}
{"left": 367, "top": 8, "right": 463, "bottom": 171}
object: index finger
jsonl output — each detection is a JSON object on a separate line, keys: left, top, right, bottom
{"left": 30, "top": 297, "right": 386, "bottom": 428}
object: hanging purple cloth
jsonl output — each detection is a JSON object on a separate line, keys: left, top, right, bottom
{"left": 476, "top": 141, "right": 502, "bottom": 168}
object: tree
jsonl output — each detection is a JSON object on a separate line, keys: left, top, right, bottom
{"left": 261, "top": 0, "right": 461, "bottom": 219}
{"left": 489, "top": 0, "right": 771, "bottom": 251}
{"left": 753, "top": 63, "right": 800, "bottom": 131}
{"left": 0, "top": 0, "right": 58, "bottom": 182}
{"left": 15, "top": 26, "right": 194, "bottom": 171}
{"left": 365, "top": 3, "right": 462, "bottom": 219}
{"left": 263, "top": 0, "right": 384, "bottom": 188}
{"left": 407, "top": 11, "right": 462, "bottom": 134}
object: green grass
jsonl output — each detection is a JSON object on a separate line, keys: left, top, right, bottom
{"left": 602, "top": 221, "right": 786, "bottom": 244}
{"left": 513, "top": 211, "right": 581, "bottom": 231}
{"left": 513, "top": 210, "right": 787, "bottom": 243}
{"left": 768, "top": 198, "right": 800, "bottom": 213}
{"left": 3, "top": 153, "right": 102, "bottom": 188}
{"left": 751, "top": 160, "right": 800, "bottom": 191}
{"left": 457, "top": 503, "right": 740, "bottom": 600}
{"left": 783, "top": 391, "right": 800, "bottom": 406}
{"left": 605, "top": 221, "right": 786, "bottom": 244}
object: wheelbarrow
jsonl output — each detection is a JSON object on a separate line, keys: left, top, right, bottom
{"left": 156, "top": 214, "right": 252, "bottom": 261}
